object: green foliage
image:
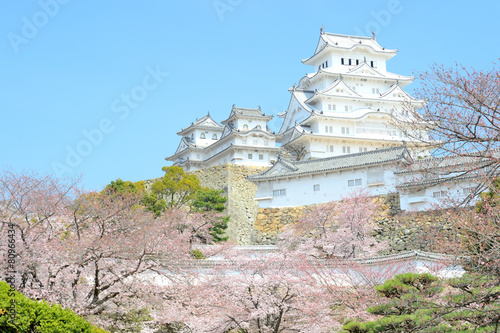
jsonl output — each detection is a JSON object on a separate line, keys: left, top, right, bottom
{"left": 476, "top": 177, "right": 500, "bottom": 213}
{"left": 151, "top": 166, "right": 201, "bottom": 209}
{"left": 100, "top": 308, "right": 153, "bottom": 333}
{"left": 153, "top": 322, "right": 190, "bottom": 333}
{"left": 192, "top": 188, "right": 227, "bottom": 212}
{"left": 373, "top": 272, "right": 440, "bottom": 300}
{"left": 190, "top": 249, "right": 206, "bottom": 259}
{"left": 210, "top": 216, "right": 230, "bottom": 242}
{"left": 141, "top": 192, "right": 167, "bottom": 218}
{"left": 0, "top": 281, "right": 107, "bottom": 333}
{"left": 104, "top": 179, "right": 145, "bottom": 196}
{"left": 342, "top": 273, "right": 500, "bottom": 333}
{"left": 192, "top": 188, "right": 229, "bottom": 242}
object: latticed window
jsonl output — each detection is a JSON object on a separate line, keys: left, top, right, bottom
{"left": 273, "top": 189, "right": 286, "bottom": 197}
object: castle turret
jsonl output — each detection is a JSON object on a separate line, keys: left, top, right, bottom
{"left": 167, "top": 106, "right": 278, "bottom": 171}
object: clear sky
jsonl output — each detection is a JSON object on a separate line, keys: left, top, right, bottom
{"left": 1, "top": 0, "right": 499, "bottom": 190}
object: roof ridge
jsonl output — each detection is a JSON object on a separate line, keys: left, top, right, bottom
{"left": 294, "top": 145, "right": 405, "bottom": 166}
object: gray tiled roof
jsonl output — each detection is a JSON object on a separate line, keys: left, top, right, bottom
{"left": 394, "top": 151, "right": 500, "bottom": 175}
{"left": 248, "top": 145, "right": 410, "bottom": 181}
{"left": 232, "top": 106, "right": 264, "bottom": 117}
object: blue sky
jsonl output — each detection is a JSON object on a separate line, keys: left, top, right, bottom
{"left": 1, "top": 0, "right": 499, "bottom": 190}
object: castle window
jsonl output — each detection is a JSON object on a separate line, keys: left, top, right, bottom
{"left": 200, "top": 133, "right": 205, "bottom": 139}
{"left": 341, "top": 127, "right": 350, "bottom": 135}
{"left": 243, "top": 124, "right": 248, "bottom": 130}
{"left": 248, "top": 153, "right": 253, "bottom": 159}
{"left": 462, "top": 187, "right": 474, "bottom": 195}
{"left": 343, "top": 146, "right": 351, "bottom": 154}
{"left": 341, "top": 58, "right": 344, "bottom": 65}
{"left": 372, "top": 88, "right": 380, "bottom": 94}
{"left": 433, "top": 191, "right": 447, "bottom": 198}
{"left": 325, "top": 60, "right": 328, "bottom": 67}
{"left": 348, "top": 59, "right": 352, "bottom": 65}
{"left": 313, "top": 184, "right": 320, "bottom": 191}
{"left": 327, "top": 145, "right": 334, "bottom": 152}
{"left": 212, "top": 134, "right": 217, "bottom": 140}
{"left": 273, "top": 189, "right": 286, "bottom": 197}
{"left": 348, "top": 178, "right": 362, "bottom": 187}
{"left": 259, "top": 154, "right": 264, "bottom": 160}
{"left": 356, "top": 59, "right": 359, "bottom": 65}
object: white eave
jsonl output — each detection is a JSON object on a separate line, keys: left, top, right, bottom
{"left": 302, "top": 33, "right": 398, "bottom": 65}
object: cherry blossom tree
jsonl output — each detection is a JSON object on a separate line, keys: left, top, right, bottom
{"left": 0, "top": 169, "right": 218, "bottom": 323}
{"left": 394, "top": 61, "right": 500, "bottom": 193}
{"left": 279, "top": 189, "right": 387, "bottom": 259}
{"left": 169, "top": 250, "right": 337, "bottom": 333}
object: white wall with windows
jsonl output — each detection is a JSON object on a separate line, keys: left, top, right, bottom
{"left": 399, "top": 180, "right": 480, "bottom": 212}
{"left": 254, "top": 166, "right": 397, "bottom": 208}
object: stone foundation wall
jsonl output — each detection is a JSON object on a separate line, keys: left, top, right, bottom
{"left": 253, "top": 193, "right": 455, "bottom": 252}
{"left": 374, "top": 211, "right": 456, "bottom": 253}
{"left": 189, "top": 164, "right": 266, "bottom": 245}
{"left": 254, "top": 206, "right": 306, "bottom": 244}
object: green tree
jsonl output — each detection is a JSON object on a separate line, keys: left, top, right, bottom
{"left": 192, "top": 188, "right": 229, "bottom": 242}
{"left": 141, "top": 191, "right": 167, "bottom": 218}
{"left": 0, "top": 282, "right": 107, "bottom": 333}
{"left": 342, "top": 273, "right": 500, "bottom": 333}
{"left": 476, "top": 177, "right": 500, "bottom": 214}
{"left": 151, "top": 166, "right": 201, "bottom": 209}
{"left": 103, "top": 178, "right": 145, "bottom": 196}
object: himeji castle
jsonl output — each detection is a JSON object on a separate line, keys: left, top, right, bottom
{"left": 167, "top": 30, "right": 479, "bottom": 213}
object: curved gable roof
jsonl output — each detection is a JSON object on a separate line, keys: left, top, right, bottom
{"left": 248, "top": 145, "right": 411, "bottom": 181}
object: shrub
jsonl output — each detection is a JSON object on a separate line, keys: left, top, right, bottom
{"left": 0, "top": 281, "right": 107, "bottom": 333}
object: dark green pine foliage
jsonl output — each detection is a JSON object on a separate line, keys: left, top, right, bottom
{"left": 192, "top": 188, "right": 229, "bottom": 242}
{"left": 342, "top": 273, "right": 500, "bottom": 333}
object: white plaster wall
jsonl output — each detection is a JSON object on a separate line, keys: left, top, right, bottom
{"left": 255, "top": 167, "right": 397, "bottom": 208}
{"left": 234, "top": 118, "right": 268, "bottom": 131}
{"left": 310, "top": 49, "right": 389, "bottom": 72}
{"left": 399, "top": 180, "right": 479, "bottom": 212}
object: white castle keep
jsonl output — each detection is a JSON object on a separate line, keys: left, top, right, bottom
{"left": 168, "top": 30, "right": 478, "bottom": 212}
